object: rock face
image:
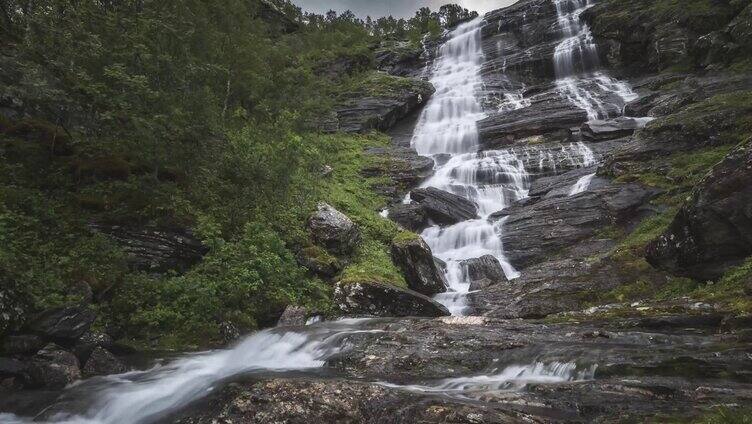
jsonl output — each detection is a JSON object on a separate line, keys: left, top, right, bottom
{"left": 307, "top": 203, "right": 361, "bottom": 256}
{"left": 334, "top": 281, "right": 449, "bottom": 318}
{"left": 2, "top": 335, "right": 43, "bottom": 356}
{"left": 390, "top": 236, "right": 447, "bottom": 296}
{"left": 363, "top": 146, "right": 434, "bottom": 202}
{"left": 409, "top": 187, "right": 479, "bottom": 226}
{"left": 501, "top": 181, "right": 655, "bottom": 269}
{"left": 332, "top": 77, "right": 435, "bottom": 134}
{"left": 646, "top": 141, "right": 752, "bottom": 281}
{"left": 387, "top": 203, "right": 430, "bottom": 232}
{"left": 581, "top": 117, "right": 646, "bottom": 141}
{"left": 29, "top": 306, "right": 96, "bottom": 342}
{"left": 90, "top": 224, "right": 208, "bottom": 274}
{"left": 25, "top": 344, "right": 81, "bottom": 389}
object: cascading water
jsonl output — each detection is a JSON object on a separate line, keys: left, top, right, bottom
{"left": 0, "top": 320, "right": 379, "bottom": 424}
{"left": 552, "top": 0, "right": 637, "bottom": 120}
{"left": 410, "top": 18, "right": 527, "bottom": 316}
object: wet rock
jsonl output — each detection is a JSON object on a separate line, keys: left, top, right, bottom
{"left": 333, "top": 281, "right": 449, "bottom": 318}
{"left": 81, "top": 347, "right": 126, "bottom": 377}
{"left": 2, "top": 335, "right": 43, "bottom": 356}
{"left": 410, "top": 187, "right": 479, "bottom": 226}
{"left": 460, "top": 255, "right": 508, "bottom": 286}
{"left": 646, "top": 142, "right": 752, "bottom": 281}
{"left": 296, "top": 246, "right": 342, "bottom": 279}
{"left": 29, "top": 305, "right": 96, "bottom": 342}
{"left": 89, "top": 224, "right": 208, "bottom": 274}
{"left": 390, "top": 235, "right": 447, "bottom": 296}
{"left": 468, "top": 278, "right": 495, "bottom": 291}
{"left": 307, "top": 203, "right": 361, "bottom": 256}
{"left": 26, "top": 344, "right": 81, "bottom": 389}
{"left": 581, "top": 117, "right": 647, "bottom": 142}
{"left": 387, "top": 203, "right": 430, "bottom": 232}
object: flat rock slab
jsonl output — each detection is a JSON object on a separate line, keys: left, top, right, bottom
{"left": 334, "top": 281, "right": 450, "bottom": 318}
{"left": 410, "top": 187, "right": 479, "bottom": 226}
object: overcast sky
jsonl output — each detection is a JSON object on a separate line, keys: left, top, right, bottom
{"left": 292, "top": 0, "right": 519, "bottom": 19}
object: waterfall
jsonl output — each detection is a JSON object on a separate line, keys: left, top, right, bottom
{"left": 552, "top": 0, "right": 637, "bottom": 120}
{"left": 569, "top": 173, "right": 596, "bottom": 195}
{"left": 410, "top": 18, "right": 526, "bottom": 316}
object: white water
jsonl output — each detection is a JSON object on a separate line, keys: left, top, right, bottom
{"left": 381, "top": 361, "right": 597, "bottom": 397}
{"left": 1, "top": 320, "right": 378, "bottom": 424}
{"left": 569, "top": 173, "right": 596, "bottom": 196}
{"left": 552, "top": 0, "right": 637, "bottom": 120}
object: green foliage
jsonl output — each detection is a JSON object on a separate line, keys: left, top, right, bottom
{"left": 340, "top": 240, "right": 406, "bottom": 287}
{"left": 393, "top": 230, "right": 421, "bottom": 245}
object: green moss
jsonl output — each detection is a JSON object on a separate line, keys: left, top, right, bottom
{"left": 693, "top": 257, "right": 752, "bottom": 314}
{"left": 340, "top": 239, "right": 406, "bottom": 287}
{"left": 619, "top": 209, "right": 677, "bottom": 253}
{"left": 340, "top": 71, "right": 432, "bottom": 100}
{"left": 660, "top": 407, "right": 752, "bottom": 424}
{"left": 392, "top": 230, "right": 421, "bottom": 245}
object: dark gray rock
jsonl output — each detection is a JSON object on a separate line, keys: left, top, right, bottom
{"left": 468, "top": 278, "right": 495, "bottom": 291}
{"left": 459, "top": 255, "right": 508, "bottom": 286}
{"left": 332, "top": 78, "right": 435, "bottom": 134}
{"left": 333, "top": 281, "right": 449, "bottom": 318}
{"left": 374, "top": 41, "right": 427, "bottom": 77}
{"left": 29, "top": 306, "right": 96, "bottom": 342}
{"left": 89, "top": 224, "right": 208, "bottom": 274}
{"left": 390, "top": 236, "right": 447, "bottom": 296}
{"left": 501, "top": 182, "right": 655, "bottom": 269}
{"left": 581, "top": 117, "right": 646, "bottom": 142}
{"left": 0, "top": 357, "right": 27, "bottom": 377}
{"left": 81, "top": 347, "right": 126, "bottom": 377}
{"left": 410, "top": 187, "right": 478, "bottom": 226}
{"left": 2, "top": 335, "right": 43, "bottom": 356}
{"left": 307, "top": 203, "right": 361, "bottom": 256}
{"left": 26, "top": 344, "right": 81, "bottom": 389}
{"left": 387, "top": 203, "right": 430, "bottom": 232}
{"left": 646, "top": 141, "right": 752, "bottom": 281}
{"left": 363, "top": 146, "right": 434, "bottom": 201}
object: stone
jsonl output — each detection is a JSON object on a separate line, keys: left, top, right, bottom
{"left": 410, "top": 187, "right": 479, "bottom": 226}
{"left": 460, "top": 255, "right": 508, "bottom": 285}
{"left": 307, "top": 203, "right": 361, "bottom": 256}
{"left": 0, "top": 357, "right": 27, "bottom": 377}
{"left": 276, "top": 306, "right": 310, "bottom": 327}
{"left": 89, "top": 224, "right": 208, "bottom": 274}
{"left": 81, "top": 347, "right": 126, "bottom": 377}
{"left": 1, "top": 335, "right": 43, "bottom": 356}
{"left": 646, "top": 142, "right": 752, "bottom": 281}
{"left": 390, "top": 236, "right": 447, "bottom": 296}
{"left": 387, "top": 203, "right": 430, "bottom": 232}
{"left": 468, "top": 278, "right": 495, "bottom": 291}
{"left": 581, "top": 117, "right": 646, "bottom": 142}
{"left": 374, "top": 41, "right": 427, "bottom": 77}
{"left": 363, "top": 146, "right": 435, "bottom": 200}
{"left": 333, "top": 281, "right": 450, "bottom": 318}
{"left": 29, "top": 305, "right": 96, "bottom": 342}
{"left": 72, "top": 331, "right": 114, "bottom": 365}
{"left": 26, "top": 343, "right": 81, "bottom": 389}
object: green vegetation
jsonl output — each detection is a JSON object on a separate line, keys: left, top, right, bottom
{"left": 0, "top": 0, "right": 468, "bottom": 347}
{"left": 393, "top": 230, "right": 422, "bottom": 245}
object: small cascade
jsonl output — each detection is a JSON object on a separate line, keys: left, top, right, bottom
{"left": 380, "top": 361, "right": 597, "bottom": 397}
{"left": 569, "top": 173, "right": 596, "bottom": 195}
{"left": 552, "top": 0, "right": 637, "bottom": 120}
{"left": 2, "top": 320, "right": 379, "bottom": 424}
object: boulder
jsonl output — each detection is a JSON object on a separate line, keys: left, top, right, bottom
{"left": 387, "top": 203, "right": 429, "bottom": 232}
{"left": 460, "top": 255, "right": 508, "bottom": 285}
{"left": 1, "top": 335, "right": 43, "bottom": 356}
{"left": 646, "top": 142, "right": 752, "bottom": 281}
{"left": 468, "top": 278, "right": 495, "bottom": 291}
{"left": 276, "top": 306, "right": 310, "bottom": 327}
{"left": 81, "top": 347, "right": 126, "bottom": 377}
{"left": 333, "top": 281, "right": 450, "bottom": 318}
{"left": 0, "top": 357, "right": 27, "bottom": 377}
{"left": 363, "top": 147, "right": 435, "bottom": 201}
{"left": 581, "top": 118, "right": 646, "bottom": 142}
{"left": 89, "top": 224, "right": 208, "bottom": 274}
{"left": 390, "top": 235, "right": 447, "bottom": 296}
{"left": 26, "top": 344, "right": 81, "bottom": 389}
{"left": 307, "top": 203, "right": 361, "bottom": 256}
{"left": 72, "top": 331, "right": 114, "bottom": 365}
{"left": 29, "top": 305, "right": 96, "bottom": 342}
{"left": 410, "top": 187, "right": 479, "bottom": 226}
